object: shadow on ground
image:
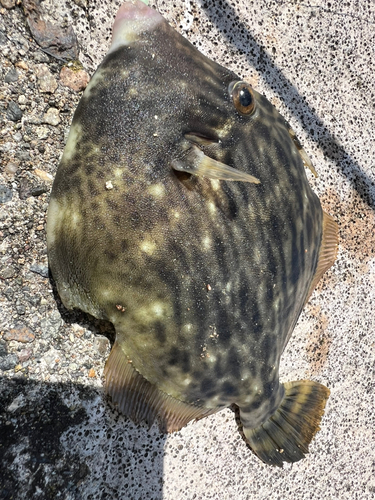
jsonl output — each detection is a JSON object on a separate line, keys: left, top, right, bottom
{"left": 203, "top": 0, "right": 375, "bottom": 211}
{"left": 0, "top": 377, "right": 166, "bottom": 500}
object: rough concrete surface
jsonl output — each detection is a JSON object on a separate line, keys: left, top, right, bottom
{"left": 0, "top": 0, "right": 374, "bottom": 499}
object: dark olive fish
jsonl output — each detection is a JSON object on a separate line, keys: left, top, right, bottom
{"left": 47, "top": 0, "right": 338, "bottom": 466}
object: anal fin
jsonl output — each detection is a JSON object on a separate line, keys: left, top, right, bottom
{"left": 238, "top": 380, "right": 330, "bottom": 467}
{"left": 104, "top": 341, "right": 216, "bottom": 432}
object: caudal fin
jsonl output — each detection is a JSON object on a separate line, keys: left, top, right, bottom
{"left": 239, "top": 380, "right": 330, "bottom": 467}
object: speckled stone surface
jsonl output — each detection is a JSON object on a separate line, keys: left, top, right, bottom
{"left": 0, "top": 1, "right": 374, "bottom": 499}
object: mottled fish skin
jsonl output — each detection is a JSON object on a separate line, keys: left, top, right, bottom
{"left": 47, "top": 1, "right": 336, "bottom": 465}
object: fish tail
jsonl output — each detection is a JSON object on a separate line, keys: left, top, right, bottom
{"left": 239, "top": 380, "right": 330, "bottom": 467}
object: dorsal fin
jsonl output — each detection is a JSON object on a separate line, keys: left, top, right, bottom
{"left": 306, "top": 210, "right": 338, "bottom": 302}
{"left": 104, "top": 341, "right": 217, "bottom": 432}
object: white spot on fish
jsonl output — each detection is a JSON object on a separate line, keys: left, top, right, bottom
{"left": 183, "top": 323, "right": 192, "bottom": 333}
{"left": 100, "top": 289, "right": 112, "bottom": 299}
{"left": 210, "top": 180, "right": 220, "bottom": 191}
{"left": 208, "top": 202, "right": 216, "bottom": 214}
{"left": 135, "top": 301, "right": 171, "bottom": 324}
{"left": 61, "top": 122, "right": 82, "bottom": 163}
{"left": 83, "top": 70, "right": 104, "bottom": 99}
{"left": 140, "top": 240, "right": 156, "bottom": 255}
{"left": 148, "top": 183, "right": 165, "bottom": 198}
{"left": 152, "top": 302, "right": 164, "bottom": 317}
{"left": 202, "top": 236, "right": 211, "bottom": 250}
{"left": 46, "top": 197, "right": 60, "bottom": 246}
{"left": 105, "top": 181, "right": 114, "bottom": 190}
{"left": 47, "top": 196, "right": 82, "bottom": 248}
{"left": 70, "top": 210, "right": 81, "bottom": 227}
{"left": 207, "top": 354, "right": 216, "bottom": 364}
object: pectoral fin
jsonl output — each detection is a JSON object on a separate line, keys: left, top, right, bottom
{"left": 172, "top": 145, "right": 260, "bottom": 184}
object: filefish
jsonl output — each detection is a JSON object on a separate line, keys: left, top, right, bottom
{"left": 47, "top": 0, "right": 338, "bottom": 466}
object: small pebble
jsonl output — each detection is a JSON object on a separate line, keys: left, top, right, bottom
{"left": 35, "top": 64, "right": 58, "bottom": 93}
{"left": 1, "top": 265, "right": 16, "bottom": 279}
{"left": 35, "top": 126, "right": 50, "bottom": 139}
{"left": 18, "top": 348, "right": 33, "bottom": 363}
{"left": 7, "top": 393, "right": 26, "bottom": 412}
{"left": 0, "top": 185, "right": 13, "bottom": 203}
{"left": 0, "top": 354, "right": 18, "bottom": 371}
{"left": 15, "top": 60, "right": 28, "bottom": 71}
{"left": 6, "top": 101, "right": 23, "bottom": 122}
{"left": 60, "top": 66, "right": 90, "bottom": 92}
{"left": 0, "top": 340, "right": 8, "bottom": 357}
{"left": 4, "top": 67, "right": 19, "bottom": 83}
{"left": 29, "top": 263, "right": 49, "bottom": 278}
{"left": 16, "top": 150, "right": 30, "bottom": 161}
{"left": 33, "top": 168, "right": 53, "bottom": 183}
{"left": 16, "top": 304, "right": 26, "bottom": 315}
{"left": 13, "top": 132, "right": 22, "bottom": 142}
{"left": 4, "top": 324, "right": 35, "bottom": 343}
{"left": 1, "top": 0, "right": 16, "bottom": 8}
{"left": 33, "top": 51, "right": 50, "bottom": 63}
{"left": 93, "top": 336, "right": 110, "bottom": 356}
{"left": 42, "top": 107, "right": 61, "bottom": 126}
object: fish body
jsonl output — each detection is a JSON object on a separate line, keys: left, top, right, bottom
{"left": 47, "top": 1, "right": 338, "bottom": 466}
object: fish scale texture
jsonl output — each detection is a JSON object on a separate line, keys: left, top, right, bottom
{"left": 0, "top": 0, "right": 374, "bottom": 499}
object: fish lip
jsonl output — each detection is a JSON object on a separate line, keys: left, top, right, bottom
{"left": 184, "top": 132, "right": 221, "bottom": 146}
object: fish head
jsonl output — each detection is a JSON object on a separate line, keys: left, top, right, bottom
{"left": 97, "top": 0, "right": 297, "bottom": 186}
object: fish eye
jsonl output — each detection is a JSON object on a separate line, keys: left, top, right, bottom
{"left": 229, "top": 81, "right": 256, "bottom": 116}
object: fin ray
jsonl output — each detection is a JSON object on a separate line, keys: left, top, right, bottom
{"left": 104, "top": 341, "right": 217, "bottom": 432}
{"left": 306, "top": 210, "right": 338, "bottom": 302}
{"left": 238, "top": 380, "right": 330, "bottom": 467}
